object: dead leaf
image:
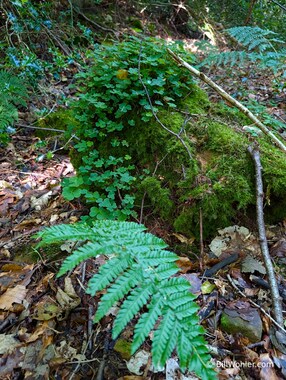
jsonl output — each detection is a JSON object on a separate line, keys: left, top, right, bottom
{"left": 0, "top": 334, "right": 21, "bottom": 354}
{"left": 176, "top": 256, "right": 193, "bottom": 273}
{"left": 33, "top": 299, "right": 59, "bottom": 320}
{"left": 127, "top": 350, "right": 150, "bottom": 375}
{"left": 0, "top": 180, "right": 13, "bottom": 190}
{"left": 55, "top": 277, "right": 81, "bottom": 319}
{"left": 172, "top": 233, "right": 195, "bottom": 245}
{"left": 181, "top": 273, "right": 202, "bottom": 294}
{"left": 258, "top": 353, "right": 278, "bottom": 380}
{"left": 30, "top": 191, "right": 52, "bottom": 210}
{"left": 241, "top": 255, "right": 266, "bottom": 275}
{"left": 0, "top": 285, "right": 27, "bottom": 310}
{"left": 13, "top": 218, "right": 42, "bottom": 231}
{"left": 201, "top": 280, "right": 216, "bottom": 294}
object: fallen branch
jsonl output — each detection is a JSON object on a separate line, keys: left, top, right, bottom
{"left": 73, "top": 6, "right": 118, "bottom": 35}
{"left": 167, "top": 49, "right": 286, "bottom": 154}
{"left": 248, "top": 143, "right": 284, "bottom": 329}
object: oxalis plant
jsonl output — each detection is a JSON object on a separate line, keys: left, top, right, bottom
{"left": 63, "top": 36, "right": 195, "bottom": 221}
{"left": 36, "top": 220, "right": 216, "bottom": 379}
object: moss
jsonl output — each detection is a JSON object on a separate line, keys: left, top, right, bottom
{"left": 36, "top": 108, "right": 77, "bottom": 139}
{"left": 136, "top": 176, "right": 174, "bottom": 219}
{"left": 181, "top": 85, "right": 210, "bottom": 114}
{"left": 211, "top": 102, "right": 252, "bottom": 125}
{"left": 13, "top": 241, "right": 63, "bottom": 263}
{"left": 66, "top": 65, "right": 286, "bottom": 239}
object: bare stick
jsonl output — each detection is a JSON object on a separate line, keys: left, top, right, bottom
{"left": 199, "top": 208, "right": 204, "bottom": 272}
{"left": 248, "top": 144, "right": 284, "bottom": 326}
{"left": 167, "top": 49, "right": 286, "bottom": 154}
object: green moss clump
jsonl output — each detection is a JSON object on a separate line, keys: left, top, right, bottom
{"left": 36, "top": 108, "right": 77, "bottom": 139}
{"left": 180, "top": 85, "right": 210, "bottom": 114}
{"left": 173, "top": 115, "right": 286, "bottom": 237}
{"left": 136, "top": 177, "right": 174, "bottom": 219}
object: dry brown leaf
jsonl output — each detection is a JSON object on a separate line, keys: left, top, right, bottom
{"left": 181, "top": 273, "right": 202, "bottom": 294}
{"left": 176, "top": 256, "right": 193, "bottom": 273}
{"left": 0, "top": 285, "right": 27, "bottom": 310}
{"left": 0, "top": 180, "right": 13, "bottom": 190}
{"left": 172, "top": 233, "right": 195, "bottom": 245}
{"left": 33, "top": 299, "right": 59, "bottom": 321}
{"left": 13, "top": 218, "right": 42, "bottom": 231}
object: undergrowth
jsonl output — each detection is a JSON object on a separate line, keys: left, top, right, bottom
{"left": 36, "top": 219, "right": 216, "bottom": 380}
{"left": 0, "top": 70, "right": 28, "bottom": 144}
{"left": 64, "top": 36, "right": 195, "bottom": 220}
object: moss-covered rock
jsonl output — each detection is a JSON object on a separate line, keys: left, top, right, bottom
{"left": 220, "top": 304, "right": 262, "bottom": 343}
{"left": 64, "top": 36, "right": 286, "bottom": 239}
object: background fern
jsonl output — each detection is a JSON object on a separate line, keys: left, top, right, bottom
{"left": 0, "top": 70, "right": 28, "bottom": 143}
{"left": 200, "top": 26, "right": 286, "bottom": 72}
{"left": 36, "top": 220, "right": 216, "bottom": 379}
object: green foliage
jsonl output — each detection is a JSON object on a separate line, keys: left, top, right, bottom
{"left": 201, "top": 26, "right": 286, "bottom": 73}
{"left": 0, "top": 70, "right": 28, "bottom": 143}
{"left": 36, "top": 220, "right": 216, "bottom": 379}
{"left": 64, "top": 36, "right": 195, "bottom": 220}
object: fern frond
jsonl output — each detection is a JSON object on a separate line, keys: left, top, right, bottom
{"left": 57, "top": 242, "right": 114, "bottom": 276}
{"left": 226, "top": 26, "right": 279, "bottom": 52}
{"left": 157, "top": 277, "right": 193, "bottom": 295}
{"left": 155, "top": 262, "right": 180, "bottom": 280}
{"left": 0, "top": 101, "right": 18, "bottom": 130}
{"left": 200, "top": 26, "right": 285, "bottom": 73}
{"left": 36, "top": 223, "right": 96, "bottom": 245}
{"left": 91, "top": 220, "right": 146, "bottom": 239}
{"left": 136, "top": 250, "right": 178, "bottom": 266}
{"left": 37, "top": 220, "right": 216, "bottom": 379}
{"left": 0, "top": 70, "right": 28, "bottom": 106}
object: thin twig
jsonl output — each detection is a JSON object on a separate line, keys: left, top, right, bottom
{"left": 138, "top": 41, "right": 193, "bottom": 161}
{"left": 16, "top": 123, "right": 65, "bottom": 133}
{"left": 227, "top": 274, "right": 286, "bottom": 334}
{"left": 248, "top": 144, "right": 284, "bottom": 326}
{"left": 199, "top": 208, "right": 204, "bottom": 272}
{"left": 73, "top": 6, "right": 118, "bottom": 35}
{"left": 167, "top": 49, "right": 286, "bottom": 154}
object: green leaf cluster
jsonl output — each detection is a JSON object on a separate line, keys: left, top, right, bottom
{"left": 0, "top": 70, "right": 28, "bottom": 143}
{"left": 36, "top": 220, "right": 216, "bottom": 379}
{"left": 64, "top": 37, "right": 195, "bottom": 220}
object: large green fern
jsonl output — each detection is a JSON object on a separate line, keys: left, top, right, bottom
{"left": 201, "top": 26, "right": 285, "bottom": 72}
{"left": 0, "top": 70, "right": 28, "bottom": 143}
{"left": 36, "top": 220, "right": 216, "bottom": 379}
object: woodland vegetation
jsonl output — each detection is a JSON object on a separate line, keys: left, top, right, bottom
{"left": 0, "top": 1, "right": 286, "bottom": 379}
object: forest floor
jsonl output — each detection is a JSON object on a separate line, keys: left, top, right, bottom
{"left": 1, "top": 30, "right": 286, "bottom": 380}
